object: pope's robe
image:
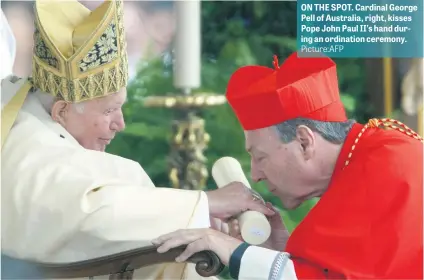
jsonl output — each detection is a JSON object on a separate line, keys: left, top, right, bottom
{"left": 1, "top": 77, "right": 215, "bottom": 280}
{"left": 234, "top": 122, "right": 423, "bottom": 279}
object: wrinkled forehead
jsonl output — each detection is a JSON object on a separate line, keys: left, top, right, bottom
{"left": 113, "top": 87, "right": 127, "bottom": 102}
{"left": 244, "top": 126, "right": 280, "bottom": 153}
{"left": 80, "top": 87, "right": 127, "bottom": 110}
{"left": 101, "top": 87, "right": 127, "bottom": 104}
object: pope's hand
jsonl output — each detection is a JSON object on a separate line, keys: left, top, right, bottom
{"left": 210, "top": 217, "right": 230, "bottom": 235}
{"left": 206, "top": 182, "right": 275, "bottom": 221}
{"left": 152, "top": 228, "right": 242, "bottom": 266}
{"left": 223, "top": 202, "right": 289, "bottom": 251}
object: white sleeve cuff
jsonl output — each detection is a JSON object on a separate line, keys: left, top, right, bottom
{"left": 239, "top": 246, "right": 298, "bottom": 280}
{"left": 187, "top": 191, "right": 210, "bottom": 229}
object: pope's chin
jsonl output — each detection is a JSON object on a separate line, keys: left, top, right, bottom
{"left": 91, "top": 139, "right": 111, "bottom": 152}
{"left": 98, "top": 145, "right": 107, "bottom": 152}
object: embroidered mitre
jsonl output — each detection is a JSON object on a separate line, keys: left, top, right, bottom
{"left": 32, "top": 0, "right": 128, "bottom": 102}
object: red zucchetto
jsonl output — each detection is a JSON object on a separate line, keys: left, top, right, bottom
{"left": 225, "top": 52, "right": 347, "bottom": 130}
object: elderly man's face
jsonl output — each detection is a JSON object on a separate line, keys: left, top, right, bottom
{"left": 245, "top": 126, "right": 321, "bottom": 209}
{"left": 52, "top": 88, "right": 127, "bottom": 152}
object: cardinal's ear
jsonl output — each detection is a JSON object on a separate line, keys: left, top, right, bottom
{"left": 295, "top": 125, "right": 315, "bottom": 161}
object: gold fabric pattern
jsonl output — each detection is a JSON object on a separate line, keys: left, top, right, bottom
{"left": 31, "top": 0, "right": 128, "bottom": 103}
{"left": 79, "top": 22, "right": 118, "bottom": 72}
{"left": 33, "top": 61, "right": 127, "bottom": 102}
{"left": 33, "top": 26, "right": 59, "bottom": 70}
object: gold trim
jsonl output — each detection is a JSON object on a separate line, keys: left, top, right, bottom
{"left": 383, "top": 57, "right": 393, "bottom": 117}
{"left": 344, "top": 117, "right": 423, "bottom": 168}
{"left": 32, "top": 60, "right": 127, "bottom": 102}
{"left": 1, "top": 81, "right": 32, "bottom": 149}
{"left": 143, "top": 94, "right": 227, "bottom": 108}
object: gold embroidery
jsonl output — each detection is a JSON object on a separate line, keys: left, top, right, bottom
{"left": 31, "top": 0, "right": 128, "bottom": 103}
{"left": 34, "top": 25, "right": 59, "bottom": 70}
{"left": 344, "top": 118, "right": 423, "bottom": 168}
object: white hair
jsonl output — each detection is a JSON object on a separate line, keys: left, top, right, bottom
{"left": 274, "top": 118, "right": 356, "bottom": 144}
{"left": 34, "top": 91, "right": 85, "bottom": 114}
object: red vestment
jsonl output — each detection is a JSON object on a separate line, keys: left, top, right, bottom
{"left": 225, "top": 52, "right": 423, "bottom": 279}
{"left": 286, "top": 122, "right": 423, "bottom": 279}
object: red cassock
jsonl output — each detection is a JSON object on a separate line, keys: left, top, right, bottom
{"left": 286, "top": 121, "right": 423, "bottom": 279}
{"left": 226, "top": 52, "right": 423, "bottom": 279}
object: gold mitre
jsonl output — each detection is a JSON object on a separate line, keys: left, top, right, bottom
{"left": 32, "top": 0, "right": 128, "bottom": 102}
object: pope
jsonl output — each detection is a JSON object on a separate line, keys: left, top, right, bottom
{"left": 153, "top": 53, "right": 423, "bottom": 279}
{"left": 0, "top": 1, "right": 273, "bottom": 279}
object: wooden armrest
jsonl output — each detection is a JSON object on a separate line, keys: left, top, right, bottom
{"left": 2, "top": 245, "right": 225, "bottom": 279}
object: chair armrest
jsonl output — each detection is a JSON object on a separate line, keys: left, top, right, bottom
{"left": 2, "top": 245, "right": 225, "bottom": 279}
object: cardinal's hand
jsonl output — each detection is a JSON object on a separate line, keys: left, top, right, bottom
{"left": 262, "top": 203, "right": 290, "bottom": 251}
{"left": 206, "top": 182, "right": 275, "bottom": 221}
